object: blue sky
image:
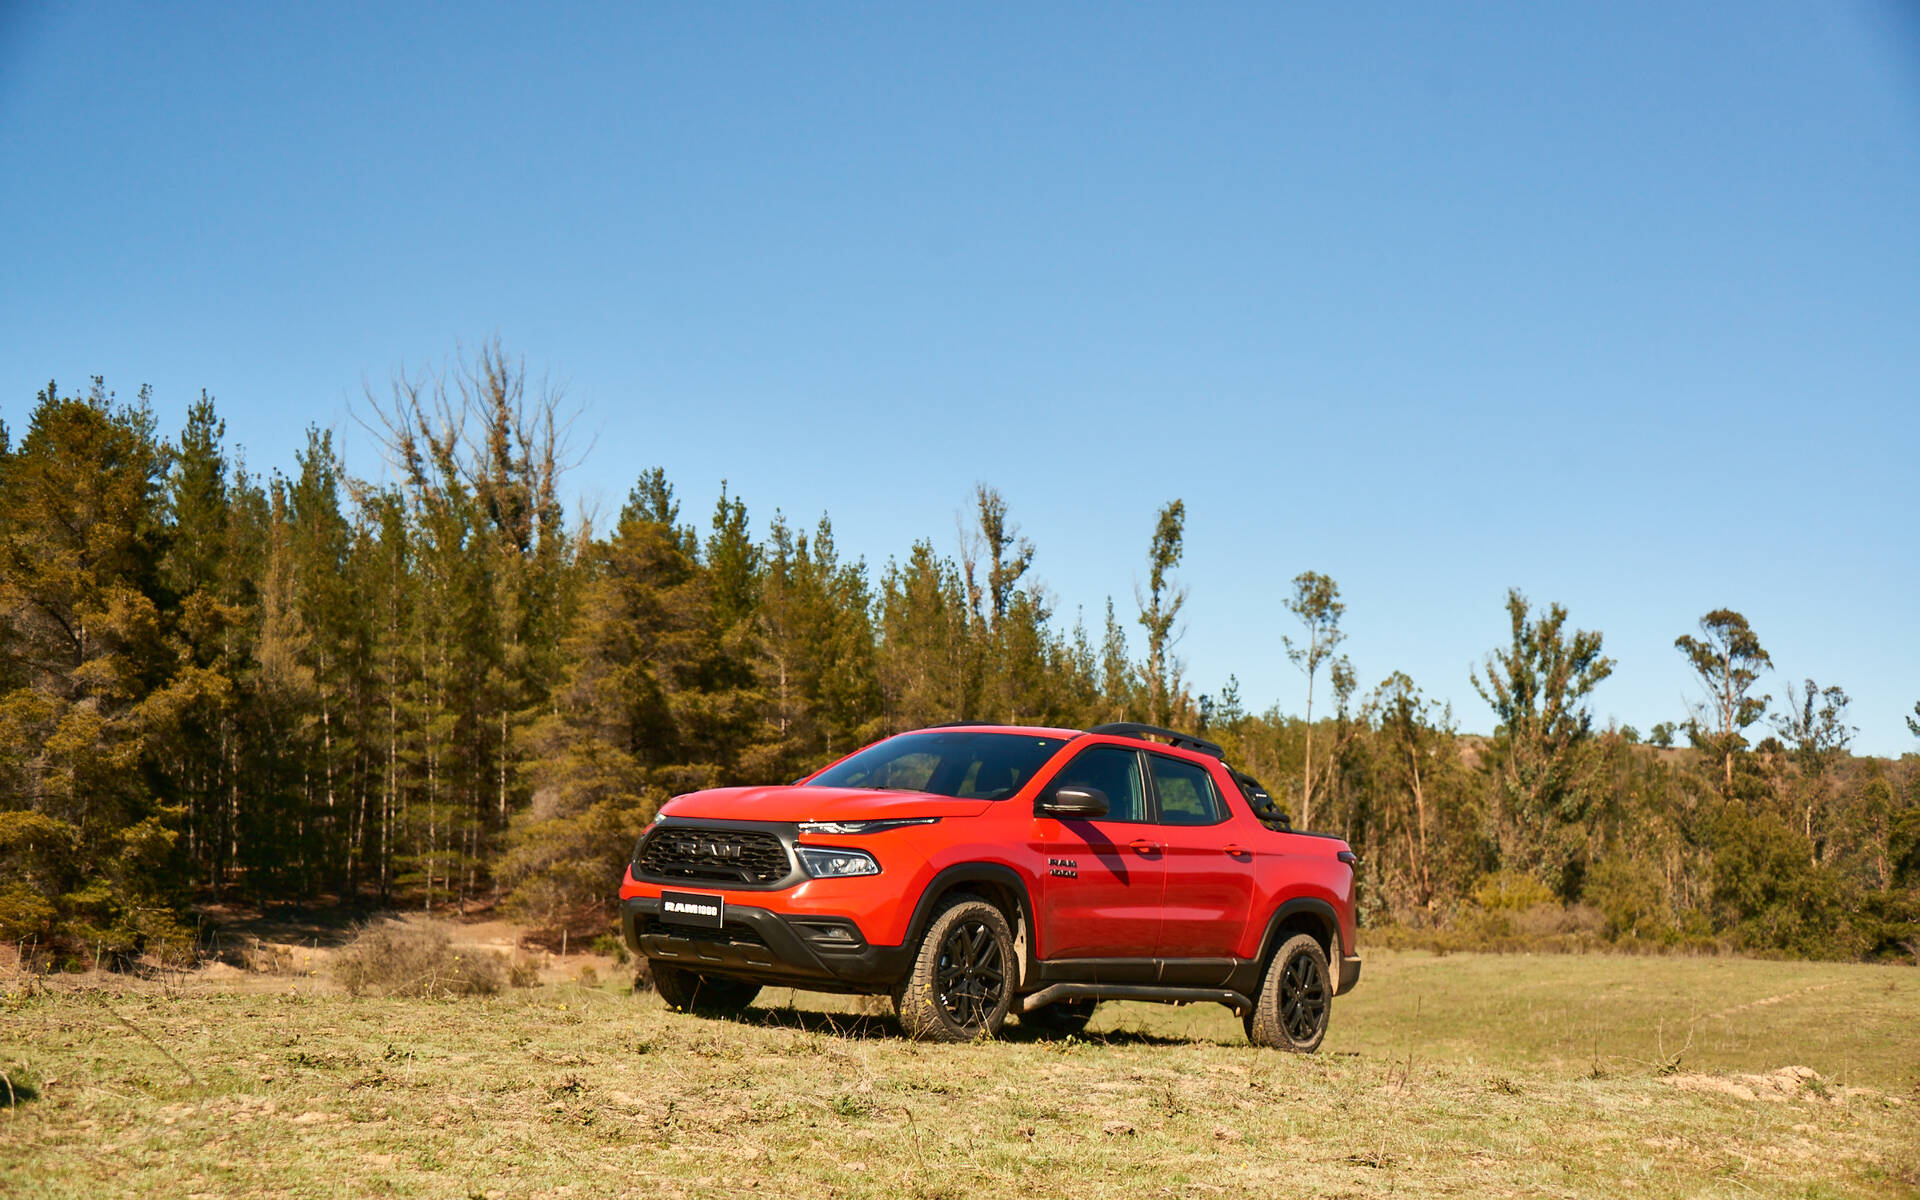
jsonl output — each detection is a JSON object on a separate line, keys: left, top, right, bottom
{"left": 3, "top": 3, "right": 1917, "bottom": 752}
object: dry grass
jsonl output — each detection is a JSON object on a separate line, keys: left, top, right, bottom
{"left": 1, "top": 950, "right": 1915, "bottom": 1198}
{"left": 329, "top": 920, "right": 514, "bottom": 998}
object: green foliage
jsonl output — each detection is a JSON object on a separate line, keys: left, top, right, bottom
{"left": 2, "top": 352, "right": 1911, "bottom": 967}
{"left": 0, "top": 883, "right": 57, "bottom": 943}
{"left": 1583, "top": 853, "right": 1674, "bottom": 942}
{"left": 0, "top": 381, "right": 188, "bottom": 956}
{"left": 1710, "top": 804, "right": 1863, "bottom": 958}
{"left": 1470, "top": 590, "right": 1615, "bottom": 897}
{"left": 1284, "top": 572, "right": 1352, "bottom": 831}
{"left": 1676, "top": 609, "right": 1772, "bottom": 794}
{"left": 1137, "top": 500, "right": 1186, "bottom": 728}
{"left": 1470, "top": 870, "right": 1557, "bottom": 912}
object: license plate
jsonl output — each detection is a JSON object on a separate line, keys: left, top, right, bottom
{"left": 658, "top": 890, "right": 725, "bottom": 929}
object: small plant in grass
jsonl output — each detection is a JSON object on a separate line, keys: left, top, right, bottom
{"left": 508, "top": 954, "right": 541, "bottom": 988}
{"left": 589, "top": 934, "right": 629, "bottom": 964}
{"left": 329, "top": 920, "right": 506, "bottom": 998}
{"left": 829, "top": 1092, "right": 874, "bottom": 1117}
{"left": 1, "top": 1063, "right": 39, "bottom": 1107}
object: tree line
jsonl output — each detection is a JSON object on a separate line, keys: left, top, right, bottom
{"left": 1, "top": 350, "right": 1914, "bottom": 963}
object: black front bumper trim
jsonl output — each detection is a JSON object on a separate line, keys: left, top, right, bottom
{"left": 622, "top": 898, "right": 911, "bottom": 993}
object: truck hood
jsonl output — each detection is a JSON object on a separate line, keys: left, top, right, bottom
{"left": 658, "top": 785, "right": 994, "bottom": 823}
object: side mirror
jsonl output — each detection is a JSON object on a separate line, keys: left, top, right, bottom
{"left": 1040, "top": 785, "right": 1109, "bottom": 818}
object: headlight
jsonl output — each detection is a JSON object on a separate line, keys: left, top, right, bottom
{"left": 796, "top": 846, "right": 881, "bottom": 877}
{"left": 797, "top": 818, "right": 940, "bottom": 835}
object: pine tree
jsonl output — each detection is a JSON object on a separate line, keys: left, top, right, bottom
{"left": 0, "top": 381, "right": 188, "bottom": 956}
{"left": 159, "top": 394, "right": 238, "bottom": 883}
{"left": 502, "top": 468, "right": 745, "bottom": 929}
{"left": 1471, "top": 589, "right": 1615, "bottom": 896}
{"left": 878, "top": 540, "right": 975, "bottom": 729}
{"left": 1098, "top": 598, "right": 1138, "bottom": 722}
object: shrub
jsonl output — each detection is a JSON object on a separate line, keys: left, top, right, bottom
{"left": 589, "top": 933, "right": 630, "bottom": 965}
{"left": 329, "top": 920, "right": 506, "bottom": 998}
{"left": 1584, "top": 854, "right": 1675, "bottom": 942}
{"left": 0, "top": 884, "right": 56, "bottom": 944}
{"left": 508, "top": 954, "right": 542, "bottom": 989}
{"left": 1471, "top": 871, "right": 1556, "bottom": 912}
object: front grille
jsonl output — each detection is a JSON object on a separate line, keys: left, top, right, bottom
{"left": 637, "top": 827, "right": 791, "bottom": 885}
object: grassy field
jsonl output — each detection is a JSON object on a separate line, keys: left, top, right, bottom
{"left": 3, "top": 949, "right": 1916, "bottom": 1198}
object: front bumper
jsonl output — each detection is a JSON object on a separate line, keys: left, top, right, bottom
{"left": 621, "top": 897, "right": 913, "bottom": 993}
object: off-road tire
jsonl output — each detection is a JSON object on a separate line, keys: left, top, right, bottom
{"left": 1019, "top": 998, "right": 1097, "bottom": 1038}
{"left": 1244, "top": 933, "right": 1332, "bottom": 1052}
{"left": 895, "top": 895, "right": 1016, "bottom": 1042}
{"left": 650, "top": 961, "right": 762, "bottom": 1017}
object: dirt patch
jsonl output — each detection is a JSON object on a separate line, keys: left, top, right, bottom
{"left": 1665, "top": 1065, "right": 1897, "bottom": 1106}
{"left": 1702, "top": 983, "right": 1839, "bottom": 1021}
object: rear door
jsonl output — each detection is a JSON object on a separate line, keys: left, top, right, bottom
{"left": 1032, "top": 745, "right": 1166, "bottom": 959}
{"left": 1148, "top": 752, "right": 1258, "bottom": 959}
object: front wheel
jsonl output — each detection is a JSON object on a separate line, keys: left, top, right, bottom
{"left": 650, "top": 962, "right": 762, "bottom": 1017}
{"left": 895, "top": 895, "right": 1016, "bottom": 1042}
{"left": 1244, "top": 933, "right": 1332, "bottom": 1052}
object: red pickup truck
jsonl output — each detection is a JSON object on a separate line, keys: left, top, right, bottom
{"left": 618, "top": 723, "right": 1361, "bottom": 1049}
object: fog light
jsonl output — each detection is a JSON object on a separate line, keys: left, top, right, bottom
{"left": 793, "top": 920, "right": 866, "bottom": 949}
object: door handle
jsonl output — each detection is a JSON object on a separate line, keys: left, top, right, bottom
{"left": 1129, "top": 838, "right": 1160, "bottom": 856}
{"left": 1223, "top": 843, "right": 1250, "bottom": 857}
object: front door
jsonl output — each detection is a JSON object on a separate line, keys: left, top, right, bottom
{"left": 1033, "top": 745, "right": 1165, "bottom": 960}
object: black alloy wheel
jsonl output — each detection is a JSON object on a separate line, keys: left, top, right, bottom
{"left": 935, "top": 917, "right": 1007, "bottom": 1029}
{"left": 896, "top": 895, "right": 1017, "bottom": 1041}
{"left": 1279, "top": 948, "right": 1330, "bottom": 1042}
{"left": 1245, "top": 932, "right": 1332, "bottom": 1052}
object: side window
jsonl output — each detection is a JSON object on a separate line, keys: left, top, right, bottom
{"left": 1150, "top": 755, "right": 1224, "bottom": 826}
{"left": 1047, "top": 746, "right": 1147, "bottom": 823}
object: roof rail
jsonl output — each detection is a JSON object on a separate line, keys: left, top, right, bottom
{"left": 1085, "top": 722, "right": 1225, "bottom": 760}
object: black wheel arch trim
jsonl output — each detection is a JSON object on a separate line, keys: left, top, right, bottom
{"left": 1256, "top": 897, "right": 1343, "bottom": 963}
{"left": 902, "top": 862, "right": 1038, "bottom": 988}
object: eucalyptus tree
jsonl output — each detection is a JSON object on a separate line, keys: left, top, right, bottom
{"left": 1284, "top": 571, "right": 1350, "bottom": 831}
{"left": 1675, "top": 609, "right": 1772, "bottom": 796}
{"left": 1137, "top": 500, "right": 1187, "bottom": 728}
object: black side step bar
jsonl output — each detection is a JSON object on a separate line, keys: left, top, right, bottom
{"left": 1019, "top": 982, "right": 1252, "bottom": 1016}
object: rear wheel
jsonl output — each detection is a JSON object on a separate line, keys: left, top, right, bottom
{"left": 1020, "top": 998, "right": 1097, "bottom": 1038}
{"left": 895, "top": 895, "right": 1015, "bottom": 1042}
{"left": 650, "top": 962, "right": 762, "bottom": 1017}
{"left": 1244, "top": 933, "right": 1332, "bottom": 1052}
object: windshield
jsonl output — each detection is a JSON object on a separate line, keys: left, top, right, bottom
{"left": 807, "top": 731, "right": 1067, "bottom": 800}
